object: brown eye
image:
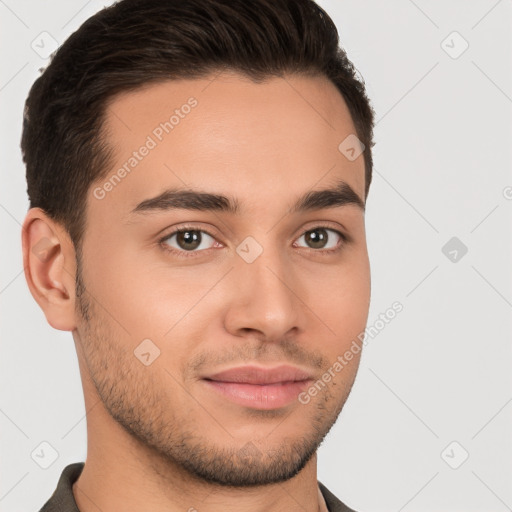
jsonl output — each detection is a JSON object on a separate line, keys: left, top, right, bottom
{"left": 176, "top": 230, "right": 201, "bottom": 250}
{"left": 295, "top": 227, "right": 344, "bottom": 251}
{"left": 162, "top": 229, "right": 216, "bottom": 253}
{"left": 304, "top": 228, "right": 328, "bottom": 249}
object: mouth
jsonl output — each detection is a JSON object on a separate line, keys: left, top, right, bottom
{"left": 201, "top": 364, "right": 314, "bottom": 410}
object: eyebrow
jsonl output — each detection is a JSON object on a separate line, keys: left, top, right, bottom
{"left": 130, "top": 178, "right": 365, "bottom": 216}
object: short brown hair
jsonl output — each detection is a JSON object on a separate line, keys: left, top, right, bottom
{"left": 21, "top": 0, "right": 375, "bottom": 251}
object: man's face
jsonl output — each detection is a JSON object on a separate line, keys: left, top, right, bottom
{"left": 74, "top": 71, "right": 371, "bottom": 487}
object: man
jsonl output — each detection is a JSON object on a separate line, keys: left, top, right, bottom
{"left": 21, "top": 0, "right": 375, "bottom": 510}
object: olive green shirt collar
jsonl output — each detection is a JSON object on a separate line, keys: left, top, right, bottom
{"left": 39, "top": 462, "right": 358, "bottom": 512}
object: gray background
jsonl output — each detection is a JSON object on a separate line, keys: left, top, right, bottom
{"left": 1, "top": 0, "right": 511, "bottom": 511}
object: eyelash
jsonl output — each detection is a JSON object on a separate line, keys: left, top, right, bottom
{"left": 158, "top": 224, "right": 349, "bottom": 259}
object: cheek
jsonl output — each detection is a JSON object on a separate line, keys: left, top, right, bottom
{"left": 306, "top": 256, "right": 370, "bottom": 339}
{"left": 82, "top": 240, "right": 173, "bottom": 340}
{"left": 85, "top": 240, "right": 224, "bottom": 351}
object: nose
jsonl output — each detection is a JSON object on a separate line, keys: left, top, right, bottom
{"left": 223, "top": 244, "right": 303, "bottom": 342}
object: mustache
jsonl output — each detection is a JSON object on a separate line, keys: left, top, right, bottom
{"left": 186, "top": 338, "right": 326, "bottom": 376}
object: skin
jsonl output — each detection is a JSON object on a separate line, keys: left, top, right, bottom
{"left": 22, "top": 70, "right": 371, "bottom": 512}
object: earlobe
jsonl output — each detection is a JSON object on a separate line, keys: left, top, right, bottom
{"left": 21, "top": 208, "right": 78, "bottom": 331}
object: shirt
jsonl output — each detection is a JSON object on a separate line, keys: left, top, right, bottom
{"left": 39, "top": 462, "right": 358, "bottom": 512}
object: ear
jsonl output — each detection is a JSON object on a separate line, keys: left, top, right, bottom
{"left": 21, "top": 208, "right": 78, "bottom": 331}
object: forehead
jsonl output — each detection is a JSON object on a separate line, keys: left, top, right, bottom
{"left": 91, "top": 71, "right": 365, "bottom": 220}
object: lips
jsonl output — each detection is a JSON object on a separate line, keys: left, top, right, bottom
{"left": 203, "top": 364, "right": 314, "bottom": 385}
{"left": 201, "top": 364, "right": 315, "bottom": 410}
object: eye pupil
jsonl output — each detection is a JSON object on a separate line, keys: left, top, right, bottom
{"left": 305, "top": 228, "right": 328, "bottom": 249}
{"left": 177, "top": 230, "right": 201, "bottom": 250}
